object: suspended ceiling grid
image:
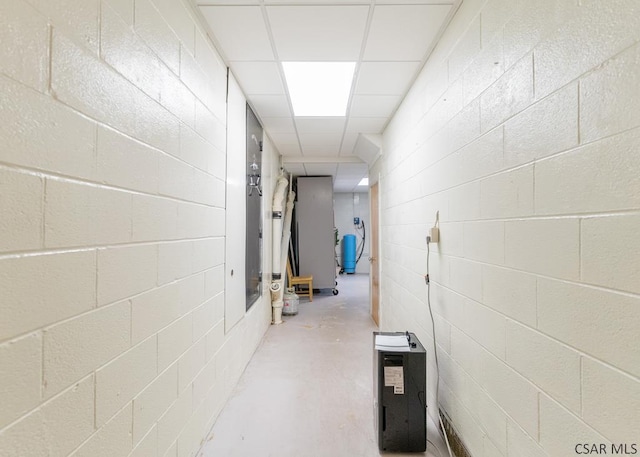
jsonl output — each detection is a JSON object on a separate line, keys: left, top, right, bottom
{"left": 196, "top": 0, "right": 457, "bottom": 192}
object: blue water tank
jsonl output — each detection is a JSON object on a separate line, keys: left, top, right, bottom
{"left": 342, "top": 234, "right": 357, "bottom": 274}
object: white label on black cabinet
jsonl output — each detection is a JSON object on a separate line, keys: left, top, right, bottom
{"left": 384, "top": 366, "right": 404, "bottom": 395}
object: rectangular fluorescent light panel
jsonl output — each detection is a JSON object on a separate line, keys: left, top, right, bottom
{"left": 358, "top": 177, "right": 369, "bottom": 186}
{"left": 283, "top": 62, "right": 356, "bottom": 116}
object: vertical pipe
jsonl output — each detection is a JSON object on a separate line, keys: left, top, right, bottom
{"left": 271, "top": 174, "right": 289, "bottom": 324}
{"left": 280, "top": 173, "right": 295, "bottom": 277}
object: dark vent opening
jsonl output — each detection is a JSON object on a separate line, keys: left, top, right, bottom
{"left": 438, "top": 408, "right": 473, "bottom": 457}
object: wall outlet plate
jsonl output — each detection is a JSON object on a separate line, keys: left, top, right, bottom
{"left": 429, "top": 227, "right": 439, "bottom": 243}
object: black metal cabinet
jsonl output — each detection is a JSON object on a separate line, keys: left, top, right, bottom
{"left": 373, "top": 332, "right": 427, "bottom": 452}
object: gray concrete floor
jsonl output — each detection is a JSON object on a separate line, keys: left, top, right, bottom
{"left": 200, "top": 274, "right": 448, "bottom": 457}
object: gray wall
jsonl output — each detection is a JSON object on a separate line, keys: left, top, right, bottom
{"left": 334, "top": 192, "right": 370, "bottom": 274}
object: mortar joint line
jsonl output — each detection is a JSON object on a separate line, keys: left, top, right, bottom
{"left": 41, "top": 329, "right": 46, "bottom": 402}
{"left": 578, "top": 218, "right": 582, "bottom": 281}
{"left": 577, "top": 80, "right": 582, "bottom": 145}
{"left": 47, "top": 25, "right": 53, "bottom": 96}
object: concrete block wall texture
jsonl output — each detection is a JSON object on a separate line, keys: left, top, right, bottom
{"left": 378, "top": 0, "right": 640, "bottom": 456}
{"left": 0, "top": 0, "right": 276, "bottom": 456}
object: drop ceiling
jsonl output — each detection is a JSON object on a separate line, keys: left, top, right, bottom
{"left": 195, "top": 0, "right": 457, "bottom": 192}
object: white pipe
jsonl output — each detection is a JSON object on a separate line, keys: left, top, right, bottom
{"left": 274, "top": 175, "right": 295, "bottom": 325}
{"left": 270, "top": 282, "right": 283, "bottom": 325}
{"left": 280, "top": 175, "right": 295, "bottom": 276}
{"left": 271, "top": 173, "right": 289, "bottom": 324}
{"left": 271, "top": 175, "right": 289, "bottom": 276}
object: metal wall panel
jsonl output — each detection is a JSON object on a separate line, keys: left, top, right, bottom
{"left": 296, "top": 176, "right": 336, "bottom": 289}
{"left": 245, "top": 105, "right": 263, "bottom": 310}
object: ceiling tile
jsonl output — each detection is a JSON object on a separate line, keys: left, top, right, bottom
{"left": 336, "top": 162, "right": 368, "bottom": 173}
{"left": 350, "top": 95, "right": 400, "bottom": 117}
{"left": 282, "top": 162, "right": 307, "bottom": 175}
{"left": 200, "top": 6, "right": 274, "bottom": 61}
{"left": 295, "top": 118, "right": 346, "bottom": 134}
{"left": 249, "top": 95, "right": 291, "bottom": 117}
{"left": 268, "top": 133, "right": 301, "bottom": 155}
{"left": 261, "top": 117, "right": 296, "bottom": 133}
{"left": 304, "top": 163, "right": 338, "bottom": 176}
{"left": 230, "top": 62, "right": 285, "bottom": 95}
{"left": 355, "top": 61, "right": 421, "bottom": 95}
{"left": 346, "top": 117, "right": 388, "bottom": 134}
{"left": 336, "top": 162, "right": 368, "bottom": 178}
{"left": 267, "top": 6, "right": 369, "bottom": 60}
{"left": 363, "top": 5, "right": 452, "bottom": 61}
{"left": 334, "top": 182, "right": 354, "bottom": 192}
{"left": 298, "top": 133, "right": 342, "bottom": 155}
{"left": 274, "top": 144, "right": 301, "bottom": 156}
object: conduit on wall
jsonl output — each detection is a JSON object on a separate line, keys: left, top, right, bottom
{"left": 280, "top": 174, "right": 295, "bottom": 281}
{"left": 270, "top": 172, "right": 293, "bottom": 324}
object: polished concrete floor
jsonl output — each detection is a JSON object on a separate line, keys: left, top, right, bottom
{"left": 200, "top": 274, "right": 448, "bottom": 457}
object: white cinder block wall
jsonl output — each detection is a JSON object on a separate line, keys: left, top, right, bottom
{"left": 378, "top": 0, "right": 640, "bottom": 456}
{"left": 0, "top": 0, "right": 276, "bottom": 456}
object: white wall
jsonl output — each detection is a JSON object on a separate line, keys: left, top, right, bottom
{"left": 379, "top": 1, "right": 640, "bottom": 456}
{"left": 334, "top": 192, "right": 370, "bottom": 274}
{"left": 0, "top": 0, "right": 277, "bottom": 456}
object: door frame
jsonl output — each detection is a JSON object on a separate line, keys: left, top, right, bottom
{"left": 370, "top": 180, "right": 380, "bottom": 326}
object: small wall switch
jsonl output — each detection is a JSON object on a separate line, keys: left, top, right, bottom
{"left": 429, "top": 227, "right": 439, "bottom": 243}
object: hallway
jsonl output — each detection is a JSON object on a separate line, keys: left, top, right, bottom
{"left": 2, "top": 0, "right": 640, "bottom": 456}
{"left": 200, "top": 274, "right": 445, "bottom": 457}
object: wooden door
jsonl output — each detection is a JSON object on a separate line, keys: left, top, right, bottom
{"left": 370, "top": 182, "right": 380, "bottom": 326}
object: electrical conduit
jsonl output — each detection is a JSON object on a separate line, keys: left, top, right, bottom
{"left": 270, "top": 174, "right": 289, "bottom": 324}
{"left": 280, "top": 174, "right": 295, "bottom": 281}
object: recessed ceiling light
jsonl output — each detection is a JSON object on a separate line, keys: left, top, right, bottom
{"left": 358, "top": 177, "right": 369, "bottom": 186}
{"left": 282, "top": 62, "right": 356, "bottom": 117}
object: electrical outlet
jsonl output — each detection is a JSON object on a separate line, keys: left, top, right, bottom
{"left": 428, "top": 210, "right": 440, "bottom": 244}
{"left": 429, "top": 227, "right": 439, "bottom": 243}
